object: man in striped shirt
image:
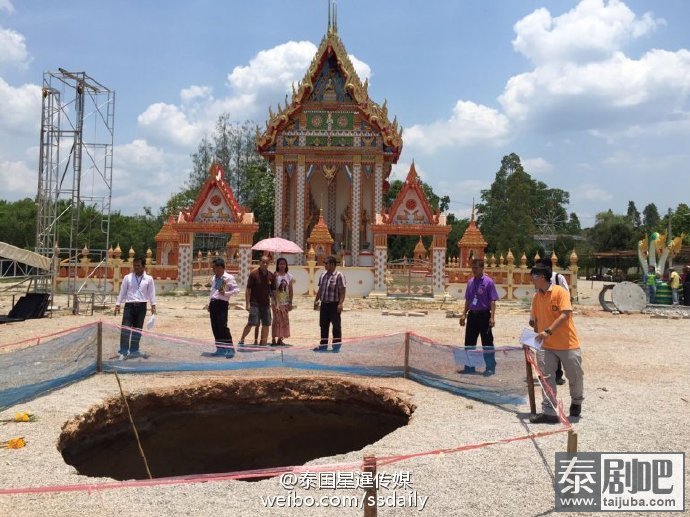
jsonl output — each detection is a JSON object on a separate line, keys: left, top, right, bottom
{"left": 314, "top": 255, "right": 346, "bottom": 352}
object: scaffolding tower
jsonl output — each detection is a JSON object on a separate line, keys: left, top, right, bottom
{"left": 35, "top": 69, "right": 115, "bottom": 306}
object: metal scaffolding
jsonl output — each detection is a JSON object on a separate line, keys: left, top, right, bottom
{"left": 35, "top": 69, "right": 115, "bottom": 305}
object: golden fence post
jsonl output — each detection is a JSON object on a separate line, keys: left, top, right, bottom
{"left": 363, "top": 455, "right": 377, "bottom": 517}
{"left": 96, "top": 321, "right": 103, "bottom": 373}
{"left": 403, "top": 332, "right": 410, "bottom": 379}
{"left": 524, "top": 345, "right": 536, "bottom": 415}
{"left": 567, "top": 429, "right": 578, "bottom": 453}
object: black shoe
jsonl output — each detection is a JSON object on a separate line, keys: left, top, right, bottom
{"left": 556, "top": 376, "right": 566, "bottom": 385}
{"left": 482, "top": 369, "right": 495, "bottom": 377}
{"left": 529, "top": 413, "right": 560, "bottom": 424}
{"left": 313, "top": 346, "right": 328, "bottom": 352}
{"left": 569, "top": 404, "right": 581, "bottom": 417}
{"left": 458, "top": 367, "right": 476, "bottom": 374}
{"left": 332, "top": 344, "right": 341, "bottom": 353}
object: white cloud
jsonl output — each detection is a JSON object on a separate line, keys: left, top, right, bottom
{"left": 0, "top": 0, "right": 14, "bottom": 14}
{"left": 137, "top": 102, "right": 205, "bottom": 148}
{"left": 0, "top": 26, "right": 29, "bottom": 67}
{"left": 180, "top": 85, "right": 212, "bottom": 104}
{"left": 522, "top": 157, "right": 554, "bottom": 175}
{"left": 404, "top": 100, "right": 510, "bottom": 153}
{"left": 572, "top": 183, "right": 613, "bottom": 202}
{"left": 513, "top": 0, "right": 661, "bottom": 66}
{"left": 115, "top": 139, "right": 166, "bottom": 171}
{"left": 0, "top": 78, "right": 41, "bottom": 134}
{"left": 228, "top": 41, "right": 317, "bottom": 94}
{"left": 499, "top": 49, "right": 690, "bottom": 131}
{"left": 0, "top": 159, "right": 34, "bottom": 197}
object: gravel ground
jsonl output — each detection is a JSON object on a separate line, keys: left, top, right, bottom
{"left": 0, "top": 281, "right": 689, "bottom": 516}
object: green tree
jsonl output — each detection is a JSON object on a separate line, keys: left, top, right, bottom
{"left": 566, "top": 212, "right": 582, "bottom": 235}
{"left": 642, "top": 203, "right": 660, "bottom": 230}
{"left": 477, "top": 153, "right": 570, "bottom": 254}
{"left": 587, "top": 210, "right": 635, "bottom": 251}
{"left": 626, "top": 201, "right": 641, "bottom": 228}
{"left": 0, "top": 198, "right": 36, "bottom": 248}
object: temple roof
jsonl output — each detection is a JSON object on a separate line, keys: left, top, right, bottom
{"left": 307, "top": 210, "right": 335, "bottom": 244}
{"left": 413, "top": 237, "right": 427, "bottom": 254}
{"left": 180, "top": 162, "right": 246, "bottom": 224}
{"left": 382, "top": 162, "right": 438, "bottom": 225}
{"left": 257, "top": 25, "right": 403, "bottom": 159}
{"left": 459, "top": 205, "right": 488, "bottom": 248}
{"left": 154, "top": 214, "right": 180, "bottom": 242}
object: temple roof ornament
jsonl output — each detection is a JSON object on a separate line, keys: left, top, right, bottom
{"left": 256, "top": 11, "right": 403, "bottom": 159}
{"left": 458, "top": 202, "right": 488, "bottom": 248}
{"left": 307, "top": 210, "right": 335, "bottom": 245}
{"left": 383, "top": 162, "right": 438, "bottom": 225}
{"left": 181, "top": 162, "right": 246, "bottom": 223}
{"left": 413, "top": 237, "right": 427, "bottom": 255}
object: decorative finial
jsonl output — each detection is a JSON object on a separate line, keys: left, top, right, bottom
{"left": 470, "top": 198, "right": 475, "bottom": 223}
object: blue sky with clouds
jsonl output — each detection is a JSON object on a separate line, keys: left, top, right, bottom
{"left": 1, "top": 0, "right": 689, "bottom": 227}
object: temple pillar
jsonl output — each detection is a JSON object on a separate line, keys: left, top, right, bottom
{"left": 238, "top": 244, "right": 252, "bottom": 287}
{"left": 177, "top": 231, "right": 193, "bottom": 290}
{"left": 352, "top": 158, "right": 361, "bottom": 266}
{"left": 273, "top": 158, "right": 283, "bottom": 238}
{"left": 374, "top": 161, "right": 383, "bottom": 216}
{"left": 296, "top": 156, "right": 306, "bottom": 265}
{"left": 432, "top": 235, "right": 447, "bottom": 297}
{"left": 373, "top": 243, "right": 387, "bottom": 294}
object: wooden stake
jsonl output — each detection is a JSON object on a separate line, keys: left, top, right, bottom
{"left": 567, "top": 429, "right": 578, "bottom": 453}
{"left": 524, "top": 346, "right": 536, "bottom": 415}
{"left": 114, "top": 371, "right": 153, "bottom": 479}
{"left": 96, "top": 321, "right": 103, "bottom": 373}
{"left": 363, "top": 455, "right": 377, "bottom": 517}
{"left": 403, "top": 332, "right": 410, "bottom": 379}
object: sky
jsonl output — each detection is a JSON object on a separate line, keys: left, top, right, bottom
{"left": 1, "top": 0, "right": 689, "bottom": 229}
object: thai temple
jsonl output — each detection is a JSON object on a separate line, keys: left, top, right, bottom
{"left": 61, "top": 2, "right": 579, "bottom": 301}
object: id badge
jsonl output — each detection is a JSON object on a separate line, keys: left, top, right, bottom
{"left": 472, "top": 296, "right": 478, "bottom": 306}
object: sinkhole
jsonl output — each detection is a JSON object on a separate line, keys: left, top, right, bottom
{"left": 58, "top": 377, "right": 415, "bottom": 481}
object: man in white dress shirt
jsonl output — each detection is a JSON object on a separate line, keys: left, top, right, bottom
{"left": 206, "top": 257, "right": 240, "bottom": 357}
{"left": 114, "top": 258, "right": 156, "bottom": 359}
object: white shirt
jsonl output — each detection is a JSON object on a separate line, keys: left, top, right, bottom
{"left": 551, "top": 271, "right": 570, "bottom": 293}
{"left": 116, "top": 272, "right": 156, "bottom": 305}
{"left": 209, "top": 272, "right": 240, "bottom": 302}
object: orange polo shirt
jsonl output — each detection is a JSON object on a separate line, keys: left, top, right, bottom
{"left": 531, "top": 284, "right": 581, "bottom": 350}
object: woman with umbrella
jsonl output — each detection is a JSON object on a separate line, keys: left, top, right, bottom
{"left": 271, "top": 257, "right": 294, "bottom": 346}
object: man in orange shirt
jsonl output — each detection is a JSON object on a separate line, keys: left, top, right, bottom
{"left": 528, "top": 263, "right": 584, "bottom": 424}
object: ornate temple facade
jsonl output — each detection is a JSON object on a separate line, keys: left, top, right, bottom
{"left": 257, "top": 17, "right": 402, "bottom": 267}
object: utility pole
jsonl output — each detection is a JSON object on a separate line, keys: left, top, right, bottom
{"left": 666, "top": 208, "right": 673, "bottom": 270}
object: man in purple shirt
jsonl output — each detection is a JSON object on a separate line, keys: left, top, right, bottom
{"left": 459, "top": 258, "right": 499, "bottom": 376}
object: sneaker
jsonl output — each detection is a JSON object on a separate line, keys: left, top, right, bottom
{"left": 569, "top": 404, "right": 581, "bottom": 417}
{"left": 482, "top": 369, "right": 495, "bottom": 377}
{"left": 127, "top": 351, "right": 141, "bottom": 359}
{"left": 211, "top": 347, "right": 226, "bottom": 356}
{"left": 458, "top": 367, "right": 476, "bottom": 374}
{"left": 332, "top": 344, "right": 341, "bottom": 353}
{"left": 117, "top": 353, "right": 127, "bottom": 361}
{"left": 529, "top": 413, "right": 560, "bottom": 424}
{"left": 225, "top": 347, "right": 236, "bottom": 359}
{"left": 313, "top": 346, "right": 328, "bottom": 352}
{"left": 556, "top": 376, "right": 566, "bottom": 385}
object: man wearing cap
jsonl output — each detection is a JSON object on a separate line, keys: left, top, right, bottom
{"left": 528, "top": 263, "right": 584, "bottom": 424}
{"left": 459, "top": 258, "right": 498, "bottom": 376}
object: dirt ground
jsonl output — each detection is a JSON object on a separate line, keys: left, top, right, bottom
{"left": 1, "top": 280, "right": 689, "bottom": 516}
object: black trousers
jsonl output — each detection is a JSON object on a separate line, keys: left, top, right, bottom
{"left": 119, "top": 302, "right": 147, "bottom": 354}
{"left": 683, "top": 282, "right": 690, "bottom": 306}
{"left": 319, "top": 302, "right": 342, "bottom": 346}
{"left": 209, "top": 299, "right": 233, "bottom": 345}
{"left": 465, "top": 310, "right": 496, "bottom": 371}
